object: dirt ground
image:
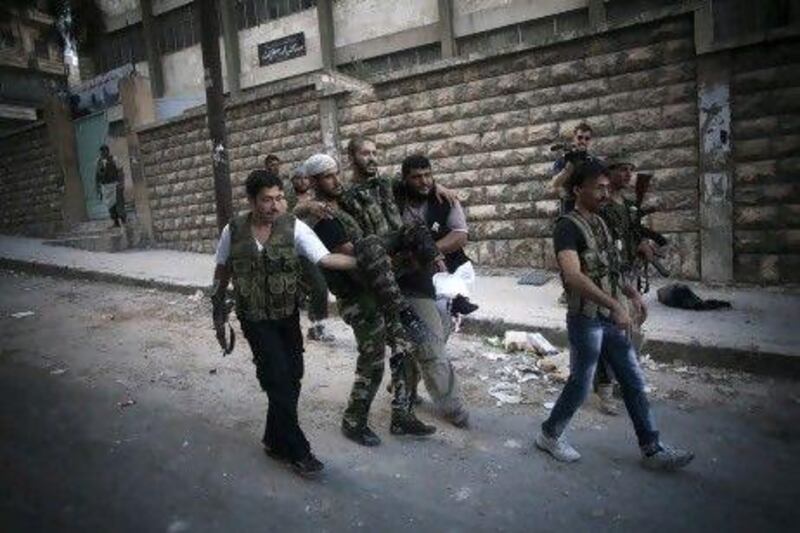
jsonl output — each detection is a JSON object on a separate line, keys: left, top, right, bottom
{"left": 1, "top": 269, "right": 798, "bottom": 532}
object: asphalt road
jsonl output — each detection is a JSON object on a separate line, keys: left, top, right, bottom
{"left": 1, "top": 270, "right": 798, "bottom": 532}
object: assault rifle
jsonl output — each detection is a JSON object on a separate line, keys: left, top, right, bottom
{"left": 632, "top": 173, "right": 669, "bottom": 292}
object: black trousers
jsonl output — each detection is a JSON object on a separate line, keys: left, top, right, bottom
{"left": 109, "top": 184, "right": 126, "bottom": 225}
{"left": 240, "top": 313, "right": 310, "bottom": 461}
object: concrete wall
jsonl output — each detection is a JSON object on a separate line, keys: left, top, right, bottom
{"left": 0, "top": 124, "right": 64, "bottom": 236}
{"left": 239, "top": 8, "right": 323, "bottom": 90}
{"left": 731, "top": 39, "right": 800, "bottom": 284}
{"left": 138, "top": 87, "right": 322, "bottom": 252}
{"left": 333, "top": 0, "right": 439, "bottom": 48}
{"left": 337, "top": 16, "right": 701, "bottom": 276}
{"left": 142, "top": 8, "right": 322, "bottom": 100}
{"left": 161, "top": 44, "right": 206, "bottom": 98}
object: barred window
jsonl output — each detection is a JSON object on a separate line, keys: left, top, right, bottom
{"left": 236, "top": 0, "right": 317, "bottom": 30}
{"left": 156, "top": 2, "right": 200, "bottom": 55}
{"left": 95, "top": 24, "right": 146, "bottom": 73}
{"left": 34, "top": 38, "right": 50, "bottom": 59}
{"left": 0, "top": 26, "right": 16, "bottom": 50}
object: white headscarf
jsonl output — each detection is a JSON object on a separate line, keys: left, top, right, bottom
{"left": 302, "top": 153, "right": 338, "bottom": 178}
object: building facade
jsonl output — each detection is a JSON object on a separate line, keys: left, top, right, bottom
{"left": 1, "top": 0, "right": 799, "bottom": 284}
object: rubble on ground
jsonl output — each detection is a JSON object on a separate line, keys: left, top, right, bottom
{"left": 478, "top": 330, "right": 570, "bottom": 405}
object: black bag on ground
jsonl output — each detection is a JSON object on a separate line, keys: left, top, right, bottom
{"left": 657, "top": 283, "right": 732, "bottom": 311}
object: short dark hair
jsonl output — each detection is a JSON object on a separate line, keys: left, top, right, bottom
{"left": 347, "top": 135, "right": 373, "bottom": 159}
{"left": 401, "top": 154, "right": 431, "bottom": 179}
{"left": 573, "top": 122, "right": 593, "bottom": 134}
{"left": 245, "top": 170, "right": 283, "bottom": 199}
{"left": 264, "top": 154, "right": 280, "bottom": 165}
{"left": 99, "top": 144, "right": 109, "bottom": 153}
{"left": 566, "top": 159, "right": 608, "bottom": 192}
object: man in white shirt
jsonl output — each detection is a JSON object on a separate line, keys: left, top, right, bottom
{"left": 211, "top": 170, "right": 356, "bottom": 477}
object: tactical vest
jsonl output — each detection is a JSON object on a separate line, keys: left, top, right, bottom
{"left": 561, "top": 210, "right": 621, "bottom": 319}
{"left": 229, "top": 213, "right": 300, "bottom": 321}
{"left": 419, "top": 193, "right": 470, "bottom": 274}
{"left": 600, "top": 197, "right": 637, "bottom": 272}
{"left": 340, "top": 176, "right": 404, "bottom": 238}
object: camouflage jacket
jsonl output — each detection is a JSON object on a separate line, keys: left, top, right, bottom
{"left": 339, "top": 175, "right": 404, "bottom": 239}
{"left": 600, "top": 195, "right": 639, "bottom": 274}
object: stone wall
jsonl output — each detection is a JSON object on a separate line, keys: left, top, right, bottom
{"left": 139, "top": 87, "right": 322, "bottom": 253}
{"left": 338, "top": 16, "right": 701, "bottom": 277}
{"left": 731, "top": 39, "right": 800, "bottom": 284}
{"left": 0, "top": 124, "right": 64, "bottom": 236}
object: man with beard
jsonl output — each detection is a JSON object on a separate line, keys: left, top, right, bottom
{"left": 535, "top": 160, "right": 693, "bottom": 471}
{"left": 287, "top": 165, "right": 335, "bottom": 343}
{"left": 211, "top": 169, "right": 360, "bottom": 477}
{"left": 393, "top": 154, "right": 472, "bottom": 428}
{"left": 591, "top": 154, "right": 662, "bottom": 414}
{"left": 302, "top": 153, "right": 437, "bottom": 446}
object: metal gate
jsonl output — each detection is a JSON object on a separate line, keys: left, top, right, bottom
{"left": 74, "top": 111, "right": 109, "bottom": 220}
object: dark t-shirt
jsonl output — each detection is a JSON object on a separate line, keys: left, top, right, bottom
{"left": 553, "top": 217, "right": 587, "bottom": 255}
{"left": 313, "top": 218, "right": 348, "bottom": 251}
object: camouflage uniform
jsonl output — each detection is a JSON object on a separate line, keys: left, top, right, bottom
{"left": 600, "top": 197, "right": 646, "bottom": 352}
{"left": 335, "top": 176, "right": 438, "bottom": 429}
{"left": 319, "top": 205, "right": 415, "bottom": 429}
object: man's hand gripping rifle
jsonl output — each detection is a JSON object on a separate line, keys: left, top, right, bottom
{"left": 211, "top": 284, "right": 235, "bottom": 356}
{"left": 632, "top": 172, "right": 670, "bottom": 292}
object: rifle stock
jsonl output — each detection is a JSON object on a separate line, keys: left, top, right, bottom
{"left": 632, "top": 172, "right": 670, "bottom": 278}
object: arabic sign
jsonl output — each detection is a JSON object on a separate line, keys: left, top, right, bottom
{"left": 258, "top": 32, "right": 306, "bottom": 67}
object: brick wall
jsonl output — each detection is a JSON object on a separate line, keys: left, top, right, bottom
{"left": 0, "top": 124, "right": 64, "bottom": 236}
{"left": 731, "top": 39, "right": 800, "bottom": 284}
{"left": 337, "top": 17, "right": 701, "bottom": 277}
{"left": 139, "top": 87, "right": 322, "bottom": 253}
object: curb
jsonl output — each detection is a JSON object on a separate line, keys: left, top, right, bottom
{"left": 2, "top": 257, "right": 797, "bottom": 379}
{"left": 0, "top": 258, "right": 206, "bottom": 296}
{"left": 460, "top": 316, "right": 800, "bottom": 379}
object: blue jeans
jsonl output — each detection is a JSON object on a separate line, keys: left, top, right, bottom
{"left": 542, "top": 314, "right": 659, "bottom": 448}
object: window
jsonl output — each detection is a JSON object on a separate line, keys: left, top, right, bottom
{"left": 0, "top": 26, "right": 15, "bottom": 49}
{"left": 156, "top": 2, "right": 200, "bottom": 55}
{"left": 34, "top": 38, "right": 50, "bottom": 59}
{"left": 236, "top": 0, "right": 317, "bottom": 30}
{"left": 95, "top": 24, "right": 146, "bottom": 73}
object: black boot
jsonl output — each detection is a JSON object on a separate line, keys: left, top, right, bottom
{"left": 341, "top": 422, "right": 381, "bottom": 447}
{"left": 291, "top": 453, "right": 324, "bottom": 477}
{"left": 390, "top": 412, "right": 436, "bottom": 437}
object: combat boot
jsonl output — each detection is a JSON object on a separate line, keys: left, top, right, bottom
{"left": 390, "top": 412, "right": 436, "bottom": 437}
{"left": 443, "top": 408, "right": 470, "bottom": 429}
{"left": 341, "top": 421, "right": 381, "bottom": 447}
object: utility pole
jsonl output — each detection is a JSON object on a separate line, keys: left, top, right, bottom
{"left": 140, "top": 0, "right": 164, "bottom": 98}
{"left": 219, "top": 0, "right": 241, "bottom": 97}
{"left": 197, "top": 0, "right": 233, "bottom": 231}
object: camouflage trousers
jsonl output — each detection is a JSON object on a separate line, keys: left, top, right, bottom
{"left": 339, "top": 291, "right": 413, "bottom": 429}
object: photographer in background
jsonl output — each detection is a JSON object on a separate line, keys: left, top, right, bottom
{"left": 550, "top": 122, "right": 595, "bottom": 214}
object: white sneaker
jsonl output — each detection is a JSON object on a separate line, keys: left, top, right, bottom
{"left": 641, "top": 443, "right": 694, "bottom": 471}
{"left": 535, "top": 432, "right": 581, "bottom": 462}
